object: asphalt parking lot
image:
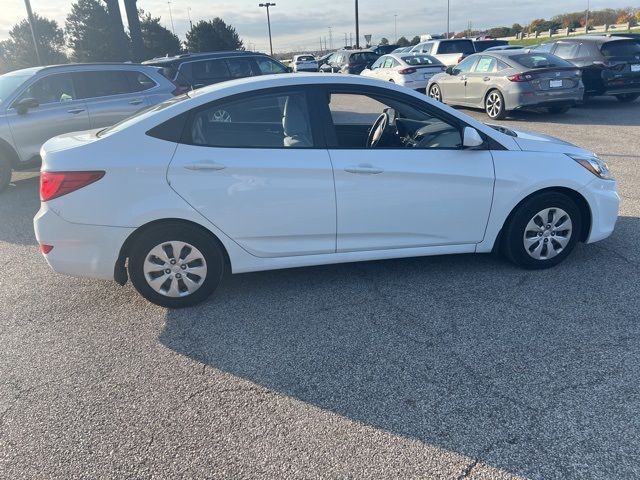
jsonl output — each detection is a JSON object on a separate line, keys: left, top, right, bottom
{"left": 1, "top": 97, "right": 639, "bottom": 479}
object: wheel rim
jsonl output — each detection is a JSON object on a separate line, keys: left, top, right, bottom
{"left": 523, "top": 207, "right": 573, "bottom": 261}
{"left": 429, "top": 85, "right": 441, "bottom": 101}
{"left": 486, "top": 92, "right": 502, "bottom": 118}
{"left": 143, "top": 241, "right": 208, "bottom": 297}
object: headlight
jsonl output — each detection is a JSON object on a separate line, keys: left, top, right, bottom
{"left": 567, "top": 154, "right": 613, "bottom": 180}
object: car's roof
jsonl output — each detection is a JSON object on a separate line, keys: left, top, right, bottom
{"left": 3, "top": 63, "right": 159, "bottom": 77}
{"left": 143, "top": 50, "right": 268, "bottom": 65}
{"left": 554, "top": 35, "right": 634, "bottom": 44}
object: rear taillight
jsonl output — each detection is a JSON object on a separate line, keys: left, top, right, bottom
{"left": 508, "top": 73, "right": 534, "bottom": 82}
{"left": 40, "top": 171, "right": 105, "bottom": 202}
{"left": 457, "top": 55, "right": 464, "bottom": 64}
{"left": 39, "top": 244, "right": 54, "bottom": 255}
{"left": 398, "top": 67, "right": 417, "bottom": 75}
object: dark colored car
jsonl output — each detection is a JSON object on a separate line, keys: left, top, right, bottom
{"left": 369, "top": 44, "right": 400, "bottom": 56}
{"left": 532, "top": 36, "right": 640, "bottom": 102}
{"left": 143, "top": 51, "right": 290, "bottom": 90}
{"left": 317, "top": 52, "right": 335, "bottom": 69}
{"left": 473, "top": 40, "right": 509, "bottom": 52}
{"left": 319, "top": 50, "right": 380, "bottom": 74}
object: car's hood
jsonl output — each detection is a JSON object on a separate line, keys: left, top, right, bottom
{"left": 41, "top": 129, "right": 101, "bottom": 155}
{"left": 488, "top": 124, "right": 594, "bottom": 156}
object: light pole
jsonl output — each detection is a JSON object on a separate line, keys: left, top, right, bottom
{"left": 167, "top": 1, "right": 175, "bottom": 34}
{"left": 585, "top": 0, "right": 590, "bottom": 33}
{"left": 259, "top": 3, "right": 276, "bottom": 56}
{"left": 446, "top": 0, "right": 450, "bottom": 38}
{"left": 355, "top": 0, "right": 360, "bottom": 48}
{"left": 394, "top": 14, "right": 398, "bottom": 43}
{"left": 328, "top": 27, "right": 333, "bottom": 50}
{"left": 187, "top": 6, "right": 193, "bottom": 30}
{"left": 23, "top": 0, "right": 42, "bottom": 65}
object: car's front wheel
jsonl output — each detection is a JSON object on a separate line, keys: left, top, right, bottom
{"left": 485, "top": 90, "right": 506, "bottom": 119}
{"left": 128, "top": 223, "right": 225, "bottom": 308}
{"left": 428, "top": 84, "right": 442, "bottom": 102}
{"left": 615, "top": 93, "right": 640, "bottom": 103}
{"left": 502, "top": 192, "right": 582, "bottom": 269}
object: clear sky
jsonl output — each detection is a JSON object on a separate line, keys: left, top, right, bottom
{"left": 1, "top": 0, "right": 633, "bottom": 52}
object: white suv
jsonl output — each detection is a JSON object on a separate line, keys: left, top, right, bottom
{"left": 0, "top": 63, "right": 177, "bottom": 192}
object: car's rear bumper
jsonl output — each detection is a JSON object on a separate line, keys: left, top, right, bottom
{"left": 34, "top": 205, "right": 134, "bottom": 281}
{"left": 507, "top": 88, "right": 584, "bottom": 110}
{"left": 580, "top": 178, "right": 619, "bottom": 244}
{"left": 602, "top": 87, "right": 640, "bottom": 96}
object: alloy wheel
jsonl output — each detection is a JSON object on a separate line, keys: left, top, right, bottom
{"left": 522, "top": 207, "right": 573, "bottom": 260}
{"left": 143, "top": 241, "right": 208, "bottom": 297}
{"left": 486, "top": 92, "right": 502, "bottom": 118}
{"left": 429, "top": 84, "right": 441, "bottom": 102}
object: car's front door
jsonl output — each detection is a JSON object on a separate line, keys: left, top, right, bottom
{"left": 442, "top": 56, "right": 478, "bottom": 104}
{"left": 167, "top": 88, "right": 337, "bottom": 258}
{"left": 320, "top": 88, "right": 495, "bottom": 252}
{"left": 7, "top": 72, "right": 90, "bottom": 162}
{"left": 75, "top": 70, "right": 150, "bottom": 129}
{"left": 464, "top": 55, "right": 498, "bottom": 105}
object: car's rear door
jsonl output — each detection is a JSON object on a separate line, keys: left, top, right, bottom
{"left": 167, "top": 87, "right": 337, "bottom": 258}
{"left": 319, "top": 87, "right": 495, "bottom": 252}
{"left": 76, "top": 70, "right": 150, "bottom": 128}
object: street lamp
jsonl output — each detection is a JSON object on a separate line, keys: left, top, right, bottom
{"left": 259, "top": 3, "right": 276, "bottom": 56}
{"left": 23, "top": 0, "right": 42, "bottom": 65}
{"left": 394, "top": 14, "right": 398, "bottom": 43}
{"left": 446, "top": 0, "right": 450, "bottom": 39}
{"left": 355, "top": 0, "right": 360, "bottom": 48}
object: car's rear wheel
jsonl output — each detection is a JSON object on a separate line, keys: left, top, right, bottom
{"left": 428, "top": 84, "right": 442, "bottom": 102}
{"left": 485, "top": 89, "right": 506, "bottom": 119}
{"left": 548, "top": 105, "right": 570, "bottom": 114}
{"left": 502, "top": 192, "right": 581, "bottom": 269}
{"left": 0, "top": 157, "right": 11, "bottom": 193}
{"left": 615, "top": 93, "right": 640, "bottom": 103}
{"left": 128, "top": 223, "right": 225, "bottom": 308}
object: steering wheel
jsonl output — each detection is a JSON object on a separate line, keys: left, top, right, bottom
{"left": 366, "top": 112, "right": 391, "bottom": 148}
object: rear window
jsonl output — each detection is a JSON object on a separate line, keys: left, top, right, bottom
{"left": 297, "top": 56, "right": 315, "bottom": 62}
{"left": 401, "top": 55, "right": 441, "bottom": 66}
{"left": 474, "top": 40, "right": 508, "bottom": 52}
{"left": 510, "top": 53, "right": 573, "bottom": 69}
{"left": 436, "top": 40, "right": 475, "bottom": 55}
{"left": 349, "top": 52, "right": 379, "bottom": 63}
{"left": 601, "top": 40, "right": 640, "bottom": 57}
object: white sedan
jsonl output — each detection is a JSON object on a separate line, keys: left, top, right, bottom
{"left": 34, "top": 74, "right": 619, "bottom": 308}
{"left": 292, "top": 54, "right": 318, "bottom": 72}
{"left": 361, "top": 53, "right": 446, "bottom": 91}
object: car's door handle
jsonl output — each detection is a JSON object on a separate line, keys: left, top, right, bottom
{"left": 483, "top": 76, "right": 490, "bottom": 81}
{"left": 67, "top": 108, "right": 85, "bottom": 114}
{"left": 128, "top": 99, "right": 144, "bottom": 105}
{"left": 344, "top": 164, "right": 384, "bottom": 174}
{"left": 183, "top": 162, "right": 226, "bottom": 171}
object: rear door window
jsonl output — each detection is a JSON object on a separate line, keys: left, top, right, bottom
{"left": 123, "top": 71, "right": 157, "bottom": 92}
{"left": 191, "top": 59, "right": 231, "bottom": 84}
{"left": 553, "top": 42, "right": 579, "bottom": 59}
{"left": 226, "top": 58, "right": 256, "bottom": 78}
{"left": 75, "top": 71, "right": 132, "bottom": 99}
{"left": 473, "top": 56, "right": 497, "bottom": 73}
{"left": 437, "top": 40, "right": 475, "bottom": 55}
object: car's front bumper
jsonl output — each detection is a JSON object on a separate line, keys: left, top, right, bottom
{"left": 580, "top": 178, "right": 620, "bottom": 244}
{"left": 34, "top": 205, "right": 134, "bottom": 281}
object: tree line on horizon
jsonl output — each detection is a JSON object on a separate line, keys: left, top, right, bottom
{"left": 0, "top": 0, "right": 243, "bottom": 73}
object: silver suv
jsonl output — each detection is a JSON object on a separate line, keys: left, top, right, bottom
{"left": 0, "top": 63, "right": 177, "bottom": 192}
{"left": 410, "top": 39, "right": 476, "bottom": 66}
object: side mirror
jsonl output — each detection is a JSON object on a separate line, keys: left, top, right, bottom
{"left": 445, "top": 66, "right": 454, "bottom": 75}
{"left": 15, "top": 97, "right": 39, "bottom": 115}
{"left": 463, "top": 127, "right": 484, "bottom": 148}
{"left": 286, "top": 66, "right": 293, "bottom": 73}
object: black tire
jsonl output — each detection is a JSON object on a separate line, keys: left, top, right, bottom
{"left": 547, "top": 105, "right": 570, "bottom": 114}
{"left": 485, "top": 89, "right": 506, "bottom": 120}
{"left": 615, "top": 93, "right": 640, "bottom": 103}
{"left": 428, "top": 83, "right": 442, "bottom": 102}
{"left": 502, "top": 192, "right": 582, "bottom": 270}
{"left": 0, "top": 157, "right": 12, "bottom": 193}
{"left": 128, "top": 223, "right": 225, "bottom": 308}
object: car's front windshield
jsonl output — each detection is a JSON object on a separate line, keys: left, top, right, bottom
{"left": 0, "top": 73, "right": 32, "bottom": 106}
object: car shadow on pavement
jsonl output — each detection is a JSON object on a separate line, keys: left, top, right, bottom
{"left": 458, "top": 97, "right": 640, "bottom": 127}
{"left": 0, "top": 173, "right": 40, "bottom": 246}
{"left": 160, "top": 216, "right": 640, "bottom": 479}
